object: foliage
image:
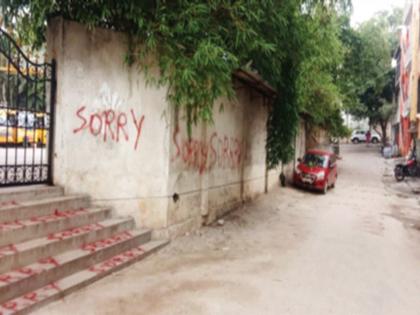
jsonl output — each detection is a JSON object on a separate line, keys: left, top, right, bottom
{"left": 1, "top": 0, "right": 351, "bottom": 168}
{"left": 341, "top": 7, "right": 402, "bottom": 143}
{"left": 296, "top": 5, "right": 346, "bottom": 136}
{"left": 267, "top": 2, "right": 351, "bottom": 166}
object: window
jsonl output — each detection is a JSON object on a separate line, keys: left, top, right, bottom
{"left": 303, "top": 154, "right": 328, "bottom": 168}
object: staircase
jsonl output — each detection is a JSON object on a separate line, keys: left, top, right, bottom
{"left": 0, "top": 185, "right": 167, "bottom": 315}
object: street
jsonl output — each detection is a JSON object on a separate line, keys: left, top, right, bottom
{"left": 37, "top": 144, "right": 420, "bottom": 315}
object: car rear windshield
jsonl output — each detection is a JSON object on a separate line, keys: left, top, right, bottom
{"left": 303, "top": 153, "right": 328, "bottom": 168}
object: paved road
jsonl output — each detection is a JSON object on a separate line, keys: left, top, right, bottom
{"left": 38, "top": 144, "right": 420, "bottom": 315}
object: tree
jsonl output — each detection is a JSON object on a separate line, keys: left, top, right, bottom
{"left": 0, "top": 0, "right": 351, "bottom": 168}
{"left": 341, "top": 8, "right": 402, "bottom": 144}
{"left": 262, "top": 2, "right": 352, "bottom": 167}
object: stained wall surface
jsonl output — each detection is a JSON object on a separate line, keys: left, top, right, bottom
{"left": 47, "top": 18, "right": 278, "bottom": 237}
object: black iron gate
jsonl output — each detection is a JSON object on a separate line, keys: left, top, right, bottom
{"left": 0, "top": 28, "right": 55, "bottom": 186}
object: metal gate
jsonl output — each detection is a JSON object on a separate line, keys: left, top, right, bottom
{"left": 0, "top": 28, "right": 55, "bottom": 186}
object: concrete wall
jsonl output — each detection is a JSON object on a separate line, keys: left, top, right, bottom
{"left": 305, "top": 125, "right": 329, "bottom": 150}
{"left": 47, "top": 18, "right": 172, "bottom": 231}
{"left": 166, "top": 90, "right": 270, "bottom": 236}
{"left": 283, "top": 119, "right": 306, "bottom": 180}
{"left": 47, "top": 18, "right": 275, "bottom": 238}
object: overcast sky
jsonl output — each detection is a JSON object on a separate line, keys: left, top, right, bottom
{"left": 351, "top": 0, "right": 407, "bottom": 26}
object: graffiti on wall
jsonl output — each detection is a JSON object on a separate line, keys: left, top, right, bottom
{"left": 73, "top": 84, "right": 146, "bottom": 151}
{"left": 73, "top": 107, "right": 145, "bottom": 150}
{"left": 172, "top": 126, "right": 244, "bottom": 174}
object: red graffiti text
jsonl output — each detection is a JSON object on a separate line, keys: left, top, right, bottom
{"left": 73, "top": 107, "right": 145, "bottom": 151}
{"left": 172, "top": 127, "right": 243, "bottom": 174}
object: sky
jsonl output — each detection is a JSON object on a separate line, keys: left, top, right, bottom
{"left": 351, "top": 0, "right": 407, "bottom": 26}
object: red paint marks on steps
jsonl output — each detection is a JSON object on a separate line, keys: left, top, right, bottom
{"left": 0, "top": 245, "right": 147, "bottom": 314}
{"left": 0, "top": 201, "right": 18, "bottom": 208}
{"left": 88, "top": 246, "right": 145, "bottom": 274}
{"left": 0, "top": 232, "right": 135, "bottom": 287}
{"left": 81, "top": 231, "right": 133, "bottom": 253}
{"left": 47, "top": 222, "right": 104, "bottom": 241}
{"left": 0, "top": 258, "right": 59, "bottom": 285}
{"left": 0, "top": 283, "right": 60, "bottom": 314}
{"left": 0, "top": 245, "right": 17, "bottom": 258}
{"left": 0, "top": 208, "right": 87, "bottom": 232}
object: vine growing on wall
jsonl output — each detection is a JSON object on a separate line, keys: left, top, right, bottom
{"left": 1, "top": 0, "right": 351, "bottom": 168}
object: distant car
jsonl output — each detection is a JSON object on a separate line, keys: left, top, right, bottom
{"left": 351, "top": 130, "right": 381, "bottom": 144}
{"left": 293, "top": 149, "right": 338, "bottom": 194}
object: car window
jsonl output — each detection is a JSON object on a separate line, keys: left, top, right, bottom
{"left": 303, "top": 153, "right": 328, "bottom": 168}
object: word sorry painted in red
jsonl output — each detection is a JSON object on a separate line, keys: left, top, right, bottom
{"left": 172, "top": 127, "right": 243, "bottom": 174}
{"left": 73, "top": 106, "right": 145, "bottom": 150}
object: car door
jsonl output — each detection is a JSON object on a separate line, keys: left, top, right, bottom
{"left": 359, "top": 131, "right": 366, "bottom": 141}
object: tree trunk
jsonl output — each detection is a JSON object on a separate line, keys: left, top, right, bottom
{"left": 379, "top": 120, "right": 387, "bottom": 146}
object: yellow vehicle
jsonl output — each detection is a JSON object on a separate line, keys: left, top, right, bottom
{"left": 0, "top": 109, "right": 48, "bottom": 147}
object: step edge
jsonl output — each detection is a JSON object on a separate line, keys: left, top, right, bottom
{"left": 0, "top": 185, "right": 63, "bottom": 196}
{"left": 0, "top": 208, "right": 113, "bottom": 246}
{"left": 0, "top": 195, "right": 90, "bottom": 211}
{"left": 0, "top": 240, "right": 166, "bottom": 315}
{"left": 0, "top": 217, "right": 136, "bottom": 273}
{"left": 0, "top": 207, "right": 111, "bottom": 228}
{"left": 9, "top": 216, "right": 135, "bottom": 251}
{"left": 0, "top": 229, "right": 151, "bottom": 303}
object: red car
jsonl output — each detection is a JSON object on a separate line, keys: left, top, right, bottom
{"left": 293, "top": 149, "right": 338, "bottom": 194}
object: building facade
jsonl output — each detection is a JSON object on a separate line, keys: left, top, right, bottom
{"left": 395, "top": 0, "right": 420, "bottom": 157}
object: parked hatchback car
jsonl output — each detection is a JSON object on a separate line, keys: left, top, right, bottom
{"left": 293, "top": 149, "right": 338, "bottom": 194}
{"left": 351, "top": 130, "right": 381, "bottom": 144}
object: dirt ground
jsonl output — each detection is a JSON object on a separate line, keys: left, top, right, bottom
{"left": 37, "top": 144, "right": 420, "bottom": 315}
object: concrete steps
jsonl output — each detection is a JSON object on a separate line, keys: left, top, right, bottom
{"left": 0, "top": 229, "right": 152, "bottom": 304}
{"left": 0, "top": 217, "right": 135, "bottom": 274}
{"left": 0, "top": 207, "right": 111, "bottom": 247}
{"left": 0, "top": 185, "right": 64, "bottom": 203}
{"left": 0, "top": 195, "right": 90, "bottom": 222}
{"left": 0, "top": 185, "right": 168, "bottom": 314}
{"left": 0, "top": 240, "right": 167, "bottom": 315}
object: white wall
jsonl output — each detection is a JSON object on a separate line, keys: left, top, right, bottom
{"left": 48, "top": 18, "right": 171, "bottom": 230}
{"left": 47, "top": 18, "right": 275, "bottom": 238}
{"left": 166, "top": 89, "right": 269, "bottom": 236}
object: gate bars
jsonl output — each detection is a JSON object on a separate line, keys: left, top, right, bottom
{"left": 0, "top": 28, "right": 55, "bottom": 186}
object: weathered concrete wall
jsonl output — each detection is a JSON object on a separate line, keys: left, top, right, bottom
{"left": 306, "top": 125, "right": 329, "bottom": 150}
{"left": 166, "top": 90, "right": 269, "bottom": 236}
{"left": 47, "top": 18, "right": 171, "bottom": 230}
{"left": 47, "top": 18, "right": 275, "bottom": 238}
{"left": 295, "top": 119, "right": 307, "bottom": 160}
{"left": 284, "top": 119, "right": 306, "bottom": 180}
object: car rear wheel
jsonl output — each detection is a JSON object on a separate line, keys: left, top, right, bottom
{"left": 352, "top": 138, "right": 360, "bottom": 144}
{"left": 371, "top": 137, "right": 379, "bottom": 144}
